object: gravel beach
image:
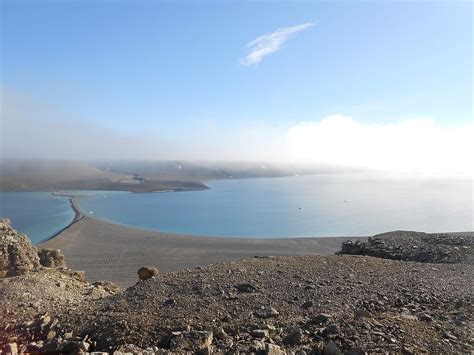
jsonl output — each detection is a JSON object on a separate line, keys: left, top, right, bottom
{"left": 40, "top": 216, "right": 364, "bottom": 288}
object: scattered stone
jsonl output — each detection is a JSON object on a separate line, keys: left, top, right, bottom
{"left": 346, "top": 346, "right": 364, "bottom": 355}
{"left": 1, "top": 226, "right": 472, "bottom": 355}
{"left": 214, "top": 328, "right": 227, "bottom": 340}
{"left": 92, "top": 280, "right": 121, "bottom": 293}
{"left": 114, "top": 343, "right": 143, "bottom": 353}
{"left": 40, "top": 314, "right": 51, "bottom": 325}
{"left": 40, "top": 339, "right": 63, "bottom": 352}
{"left": 251, "top": 329, "right": 270, "bottom": 338}
{"left": 354, "top": 309, "right": 371, "bottom": 318}
{"left": 442, "top": 331, "right": 457, "bottom": 340}
{"left": 255, "top": 306, "right": 279, "bottom": 318}
{"left": 61, "top": 341, "right": 91, "bottom": 353}
{"left": 323, "top": 341, "right": 341, "bottom": 355}
{"left": 266, "top": 343, "right": 285, "bottom": 355}
{"left": 250, "top": 340, "right": 266, "bottom": 351}
{"left": 164, "top": 298, "right": 176, "bottom": 306}
{"left": 417, "top": 313, "right": 433, "bottom": 322}
{"left": 46, "top": 330, "right": 56, "bottom": 341}
{"left": 236, "top": 283, "right": 259, "bottom": 293}
{"left": 312, "top": 313, "right": 332, "bottom": 324}
{"left": 401, "top": 314, "right": 418, "bottom": 321}
{"left": 2, "top": 343, "right": 18, "bottom": 355}
{"left": 169, "top": 331, "right": 213, "bottom": 351}
{"left": 283, "top": 328, "right": 304, "bottom": 345}
{"left": 322, "top": 324, "right": 340, "bottom": 337}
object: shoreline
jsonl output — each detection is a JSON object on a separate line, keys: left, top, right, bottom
{"left": 42, "top": 197, "right": 85, "bottom": 243}
{"left": 39, "top": 214, "right": 367, "bottom": 287}
{"left": 23, "top": 190, "right": 474, "bottom": 287}
{"left": 45, "top": 191, "right": 359, "bottom": 243}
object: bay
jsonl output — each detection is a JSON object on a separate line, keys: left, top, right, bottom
{"left": 78, "top": 174, "right": 473, "bottom": 238}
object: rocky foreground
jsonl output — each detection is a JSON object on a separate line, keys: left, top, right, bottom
{"left": 1, "top": 219, "right": 473, "bottom": 354}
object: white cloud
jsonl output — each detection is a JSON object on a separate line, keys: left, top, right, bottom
{"left": 241, "top": 22, "right": 315, "bottom": 66}
{"left": 285, "top": 115, "right": 474, "bottom": 175}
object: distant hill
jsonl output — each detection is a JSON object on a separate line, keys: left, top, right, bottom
{"left": 0, "top": 160, "right": 207, "bottom": 192}
{"left": 97, "top": 160, "right": 362, "bottom": 181}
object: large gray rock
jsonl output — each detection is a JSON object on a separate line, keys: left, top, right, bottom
{"left": 0, "top": 218, "right": 40, "bottom": 277}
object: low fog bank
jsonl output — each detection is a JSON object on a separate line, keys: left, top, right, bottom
{"left": 1, "top": 158, "right": 470, "bottom": 193}
{"left": 0, "top": 159, "right": 371, "bottom": 191}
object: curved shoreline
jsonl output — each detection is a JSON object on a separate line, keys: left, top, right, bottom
{"left": 40, "top": 214, "right": 367, "bottom": 287}
{"left": 39, "top": 194, "right": 472, "bottom": 288}
{"left": 49, "top": 192, "right": 362, "bottom": 241}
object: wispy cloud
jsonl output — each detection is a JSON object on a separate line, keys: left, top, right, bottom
{"left": 240, "top": 22, "right": 315, "bottom": 66}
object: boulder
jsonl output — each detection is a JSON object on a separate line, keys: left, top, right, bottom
{"left": 137, "top": 266, "right": 160, "bottom": 280}
{"left": 38, "top": 248, "right": 66, "bottom": 268}
{"left": 0, "top": 218, "right": 40, "bottom": 277}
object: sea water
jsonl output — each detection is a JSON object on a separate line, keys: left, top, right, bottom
{"left": 1, "top": 175, "right": 472, "bottom": 242}
{"left": 78, "top": 174, "right": 473, "bottom": 238}
{"left": 0, "top": 191, "right": 75, "bottom": 244}
{"left": 0, "top": 190, "right": 122, "bottom": 244}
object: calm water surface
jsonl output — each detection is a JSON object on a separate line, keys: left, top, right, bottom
{"left": 0, "top": 192, "right": 75, "bottom": 244}
{"left": 0, "top": 190, "right": 121, "bottom": 244}
{"left": 78, "top": 175, "right": 473, "bottom": 238}
{"left": 0, "top": 175, "right": 472, "bottom": 242}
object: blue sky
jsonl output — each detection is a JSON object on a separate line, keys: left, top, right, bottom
{"left": 1, "top": 1, "right": 473, "bottom": 172}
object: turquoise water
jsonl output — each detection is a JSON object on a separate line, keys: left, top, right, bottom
{"left": 78, "top": 175, "right": 473, "bottom": 238}
{"left": 0, "top": 192, "right": 75, "bottom": 244}
{"left": 1, "top": 175, "right": 472, "bottom": 241}
{"left": 0, "top": 190, "right": 122, "bottom": 244}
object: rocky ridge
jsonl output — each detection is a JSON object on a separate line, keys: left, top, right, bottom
{"left": 0, "top": 219, "right": 120, "bottom": 353}
{"left": 339, "top": 230, "right": 474, "bottom": 264}
{"left": 0, "top": 219, "right": 41, "bottom": 277}
{"left": 1, "top": 220, "right": 473, "bottom": 354}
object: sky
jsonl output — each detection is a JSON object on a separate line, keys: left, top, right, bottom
{"left": 1, "top": 0, "right": 473, "bottom": 174}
